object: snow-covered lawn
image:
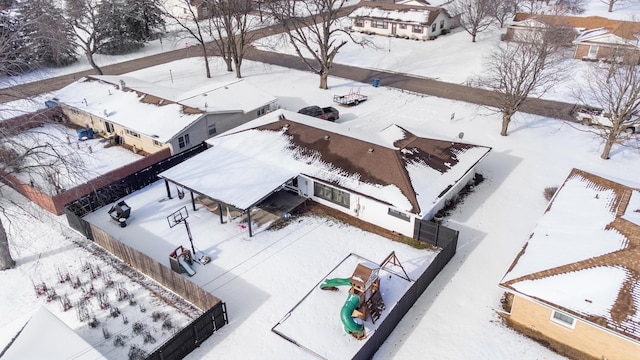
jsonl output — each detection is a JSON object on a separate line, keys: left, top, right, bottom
{"left": 2, "top": 1, "right": 640, "bottom": 359}
{"left": 7, "top": 124, "right": 142, "bottom": 195}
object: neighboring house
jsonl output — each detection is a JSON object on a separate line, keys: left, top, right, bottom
{"left": 499, "top": 168, "right": 640, "bottom": 360}
{"left": 158, "top": 110, "right": 491, "bottom": 237}
{"left": 349, "top": 3, "right": 453, "bottom": 40}
{"left": 0, "top": 306, "right": 106, "bottom": 359}
{"left": 164, "top": 0, "right": 212, "bottom": 20}
{"left": 507, "top": 13, "right": 640, "bottom": 64}
{"left": 53, "top": 75, "right": 276, "bottom": 155}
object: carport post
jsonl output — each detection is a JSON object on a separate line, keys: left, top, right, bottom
{"left": 218, "top": 202, "right": 223, "bottom": 224}
{"left": 247, "top": 208, "right": 253, "bottom": 237}
{"left": 164, "top": 179, "right": 172, "bottom": 199}
{"left": 191, "top": 191, "right": 196, "bottom": 211}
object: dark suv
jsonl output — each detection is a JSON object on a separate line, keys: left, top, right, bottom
{"left": 298, "top": 105, "right": 339, "bottom": 121}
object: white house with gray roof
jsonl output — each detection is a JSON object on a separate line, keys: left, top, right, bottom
{"left": 53, "top": 75, "right": 276, "bottom": 155}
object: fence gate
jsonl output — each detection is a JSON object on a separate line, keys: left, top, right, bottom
{"left": 413, "top": 218, "right": 459, "bottom": 248}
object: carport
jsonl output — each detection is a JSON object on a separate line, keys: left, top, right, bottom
{"left": 157, "top": 141, "right": 301, "bottom": 237}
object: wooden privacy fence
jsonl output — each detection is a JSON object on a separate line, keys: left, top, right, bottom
{"left": 63, "top": 141, "right": 227, "bottom": 359}
{"left": 90, "top": 225, "right": 220, "bottom": 310}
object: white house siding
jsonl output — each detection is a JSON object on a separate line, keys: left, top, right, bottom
{"left": 297, "top": 175, "right": 416, "bottom": 237}
{"left": 352, "top": 11, "right": 451, "bottom": 41}
{"left": 426, "top": 12, "right": 451, "bottom": 38}
{"left": 421, "top": 168, "right": 477, "bottom": 221}
{"left": 60, "top": 104, "right": 171, "bottom": 154}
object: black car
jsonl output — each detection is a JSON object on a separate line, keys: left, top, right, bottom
{"left": 298, "top": 105, "right": 340, "bottom": 121}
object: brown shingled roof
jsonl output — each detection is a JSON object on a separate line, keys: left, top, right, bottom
{"left": 501, "top": 168, "right": 640, "bottom": 342}
{"left": 513, "top": 13, "right": 640, "bottom": 40}
{"left": 255, "top": 120, "right": 477, "bottom": 214}
{"left": 85, "top": 76, "right": 204, "bottom": 115}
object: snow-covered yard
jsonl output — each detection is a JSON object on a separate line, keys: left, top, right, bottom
{"left": 2, "top": 1, "right": 640, "bottom": 359}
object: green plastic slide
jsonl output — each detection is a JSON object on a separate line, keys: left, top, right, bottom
{"left": 341, "top": 293, "right": 365, "bottom": 336}
{"left": 319, "top": 277, "right": 351, "bottom": 290}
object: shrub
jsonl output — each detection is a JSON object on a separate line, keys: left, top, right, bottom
{"left": 543, "top": 186, "right": 558, "bottom": 201}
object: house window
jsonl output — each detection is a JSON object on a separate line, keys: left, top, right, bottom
{"left": 399, "top": 24, "right": 407, "bottom": 30}
{"left": 257, "top": 107, "right": 266, "bottom": 116}
{"left": 105, "top": 121, "right": 114, "bottom": 133}
{"left": 178, "top": 134, "right": 190, "bottom": 149}
{"left": 314, "top": 182, "right": 350, "bottom": 208}
{"left": 202, "top": 7, "right": 208, "bottom": 17}
{"left": 440, "top": 20, "right": 444, "bottom": 29}
{"left": 388, "top": 208, "right": 410, "bottom": 221}
{"left": 208, "top": 123, "right": 217, "bottom": 136}
{"left": 153, "top": 140, "right": 163, "bottom": 147}
{"left": 551, "top": 310, "right": 576, "bottom": 329}
{"left": 412, "top": 25, "right": 423, "bottom": 34}
{"left": 587, "top": 45, "right": 599, "bottom": 58}
{"left": 354, "top": 19, "right": 364, "bottom": 27}
{"left": 372, "top": 21, "right": 388, "bottom": 29}
{"left": 125, "top": 129, "right": 140, "bottom": 138}
{"left": 431, "top": 23, "right": 436, "bottom": 32}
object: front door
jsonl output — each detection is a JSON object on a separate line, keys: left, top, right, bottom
{"left": 391, "top": 23, "right": 397, "bottom": 36}
{"left": 105, "top": 121, "right": 114, "bottom": 133}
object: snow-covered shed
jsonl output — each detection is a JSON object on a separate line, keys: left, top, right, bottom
{"left": 349, "top": 3, "right": 453, "bottom": 41}
{"left": 53, "top": 75, "right": 276, "bottom": 155}
{"left": 499, "top": 168, "right": 640, "bottom": 359}
{"left": 507, "top": 13, "right": 640, "bottom": 64}
{"left": 158, "top": 110, "right": 490, "bottom": 237}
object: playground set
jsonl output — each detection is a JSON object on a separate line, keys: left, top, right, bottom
{"left": 167, "top": 206, "right": 211, "bottom": 277}
{"left": 320, "top": 252, "right": 410, "bottom": 339}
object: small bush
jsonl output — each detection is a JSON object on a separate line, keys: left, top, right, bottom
{"left": 543, "top": 186, "right": 558, "bottom": 201}
{"left": 132, "top": 321, "right": 145, "bottom": 335}
{"left": 500, "top": 292, "right": 514, "bottom": 313}
{"left": 128, "top": 345, "right": 148, "bottom": 360}
{"left": 113, "top": 335, "right": 125, "bottom": 347}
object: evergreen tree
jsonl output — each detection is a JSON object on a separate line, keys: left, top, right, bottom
{"left": 126, "top": 0, "right": 165, "bottom": 42}
{"left": 0, "top": 9, "right": 34, "bottom": 76}
{"left": 96, "top": 0, "right": 165, "bottom": 55}
{"left": 18, "top": 0, "right": 77, "bottom": 67}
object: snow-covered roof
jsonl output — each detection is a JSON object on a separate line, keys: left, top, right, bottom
{"left": 349, "top": 4, "right": 445, "bottom": 25}
{"left": 52, "top": 76, "right": 276, "bottom": 143}
{"left": 1, "top": 306, "right": 106, "bottom": 359}
{"left": 511, "top": 13, "right": 640, "bottom": 45}
{"left": 500, "top": 169, "right": 640, "bottom": 342}
{"left": 159, "top": 109, "right": 491, "bottom": 214}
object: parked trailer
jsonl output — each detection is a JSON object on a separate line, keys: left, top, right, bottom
{"left": 333, "top": 88, "right": 367, "bottom": 106}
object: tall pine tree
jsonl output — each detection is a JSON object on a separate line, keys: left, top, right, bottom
{"left": 18, "top": 0, "right": 77, "bottom": 68}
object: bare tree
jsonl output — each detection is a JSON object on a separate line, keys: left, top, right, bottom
{"left": 553, "top": 0, "right": 587, "bottom": 14}
{"left": 451, "top": 0, "right": 495, "bottom": 42}
{"left": 163, "top": 0, "right": 213, "bottom": 78}
{"left": 491, "top": 0, "right": 519, "bottom": 28}
{"left": 65, "top": 0, "right": 104, "bottom": 75}
{"left": 266, "top": 0, "right": 362, "bottom": 89}
{"left": 206, "top": 0, "right": 260, "bottom": 78}
{"left": 0, "top": 9, "right": 35, "bottom": 77}
{"left": 0, "top": 108, "right": 90, "bottom": 270}
{"left": 601, "top": 0, "right": 621, "bottom": 12}
{"left": 574, "top": 60, "right": 640, "bottom": 159}
{"left": 474, "top": 27, "right": 569, "bottom": 136}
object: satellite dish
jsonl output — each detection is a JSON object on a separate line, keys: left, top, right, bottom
{"left": 458, "top": 132, "right": 464, "bottom": 140}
